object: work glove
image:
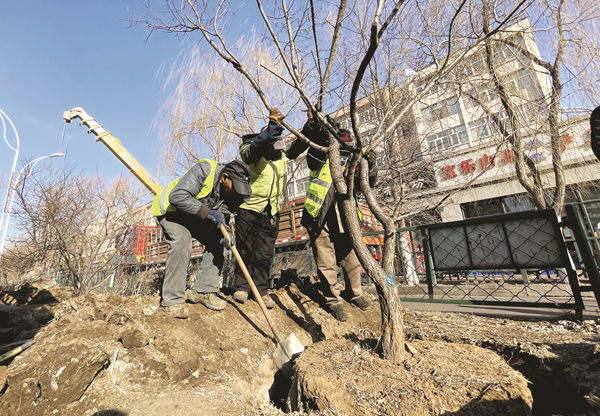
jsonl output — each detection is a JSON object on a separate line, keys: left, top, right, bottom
{"left": 220, "top": 235, "right": 235, "bottom": 250}
{"left": 364, "top": 150, "right": 377, "bottom": 167}
{"left": 306, "top": 108, "right": 315, "bottom": 124}
{"left": 206, "top": 209, "right": 224, "bottom": 228}
{"left": 268, "top": 108, "right": 285, "bottom": 125}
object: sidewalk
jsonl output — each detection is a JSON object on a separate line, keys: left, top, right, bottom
{"left": 400, "top": 296, "right": 600, "bottom": 321}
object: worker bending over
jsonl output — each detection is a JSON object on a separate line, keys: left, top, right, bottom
{"left": 151, "top": 159, "right": 252, "bottom": 318}
{"left": 289, "top": 111, "right": 377, "bottom": 321}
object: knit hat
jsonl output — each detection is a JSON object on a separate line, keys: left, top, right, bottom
{"left": 338, "top": 129, "right": 355, "bottom": 149}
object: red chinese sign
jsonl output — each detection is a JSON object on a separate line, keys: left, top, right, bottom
{"left": 441, "top": 149, "right": 514, "bottom": 180}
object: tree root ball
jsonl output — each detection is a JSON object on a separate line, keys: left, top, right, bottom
{"left": 288, "top": 338, "right": 533, "bottom": 415}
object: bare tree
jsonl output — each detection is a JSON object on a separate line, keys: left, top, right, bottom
{"left": 8, "top": 167, "right": 146, "bottom": 295}
{"left": 449, "top": 0, "right": 600, "bottom": 216}
{"left": 156, "top": 38, "right": 303, "bottom": 177}
{"left": 135, "top": 0, "right": 527, "bottom": 362}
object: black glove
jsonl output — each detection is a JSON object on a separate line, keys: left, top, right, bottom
{"left": 364, "top": 150, "right": 377, "bottom": 167}
{"left": 206, "top": 209, "right": 224, "bottom": 228}
{"left": 220, "top": 235, "right": 235, "bottom": 250}
{"left": 251, "top": 123, "right": 284, "bottom": 149}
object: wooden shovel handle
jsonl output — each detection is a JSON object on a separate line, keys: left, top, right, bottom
{"left": 220, "top": 224, "right": 286, "bottom": 347}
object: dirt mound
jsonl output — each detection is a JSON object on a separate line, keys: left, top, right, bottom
{"left": 290, "top": 338, "right": 532, "bottom": 415}
{"left": 0, "top": 288, "right": 310, "bottom": 415}
{"left": 1, "top": 280, "right": 599, "bottom": 415}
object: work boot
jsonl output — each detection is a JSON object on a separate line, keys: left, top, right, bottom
{"left": 261, "top": 294, "right": 275, "bottom": 309}
{"left": 351, "top": 296, "right": 371, "bottom": 311}
{"left": 161, "top": 304, "right": 189, "bottom": 319}
{"left": 233, "top": 290, "right": 248, "bottom": 304}
{"left": 188, "top": 290, "right": 226, "bottom": 311}
{"left": 330, "top": 303, "right": 348, "bottom": 322}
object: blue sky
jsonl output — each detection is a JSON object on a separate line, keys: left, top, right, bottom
{"left": 0, "top": 1, "right": 189, "bottom": 194}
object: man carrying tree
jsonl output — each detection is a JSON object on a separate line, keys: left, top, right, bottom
{"left": 151, "top": 158, "right": 252, "bottom": 318}
{"left": 289, "top": 110, "right": 378, "bottom": 322}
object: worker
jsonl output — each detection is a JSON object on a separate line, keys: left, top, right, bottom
{"left": 288, "top": 110, "right": 377, "bottom": 322}
{"left": 151, "top": 159, "right": 252, "bottom": 318}
{"left": 231, "top": 108, "right": 300, "bottom": 308}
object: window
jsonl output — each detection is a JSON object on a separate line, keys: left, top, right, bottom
{"left": 336, "top": 117, "right": 351, "bottom": 130}
{"left": 500, "top": 69, "right": 542, "bottom": 101}
{"left": 462, "top": 89, "right": 479, "bottom": 109}
{"left": 456, "top": 54, "right": 486, "bottom": 79}
{"left": 493, "top": 43, "right": 516, "bottom": 63}
{"left": 298, "top": 159, "right": 308, "bottom": 171}
{"left": 490, "top": 109, "right": 513, "bottom": 133}
{"left": 461, "top": 198, "right": 505, "bottom": 218}
{"left": 287, "top": 163, "right": 295, "bottom": 176}
{"left": 421, "top": 96, "right": 461, "bottom": 122}
{"left": 427, "top": 124, "right": 468, "bottom": 151}
{"left": 462, "top": 82, "right": 498, "bottom": 110}
{"left": 287, "top": 181, "right": 295, "bottom": 197}
{"left": 297, "top": 177, "right": 309, "bottom": 193}
{"left": 362, "top": 129, "right": 376, "bottom": 143}
{"left": 468, "top": 118, "right": 492, "bottom": 141}
{"left": 360, "top": 106, "right": 378, "bottom": 123}
{"left": 416, "top": 78, "right": 428, "bottom": 93}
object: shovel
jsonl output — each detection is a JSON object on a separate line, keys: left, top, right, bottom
{"left": 220, "top": 224, "right": 304, "bottom": 377}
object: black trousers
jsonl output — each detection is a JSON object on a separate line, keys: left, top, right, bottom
{"left": 234, "top": 208, "right": 279, "bottom": 297}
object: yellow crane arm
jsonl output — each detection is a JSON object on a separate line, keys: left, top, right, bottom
{"left": 63, "top": 107, "right": 163, "bottom": 195}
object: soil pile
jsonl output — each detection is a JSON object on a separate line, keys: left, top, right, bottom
{"left": 0, "top": 280, "right": 598, "bottom": 415}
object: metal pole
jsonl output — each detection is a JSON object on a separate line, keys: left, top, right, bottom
{"left": 0, "top": 109, "right": 20, "bottom": 239}
{"left": 0, "top": 153, "right": 64, "bottom": 258}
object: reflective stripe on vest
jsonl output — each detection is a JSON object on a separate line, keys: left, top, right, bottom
{"left": 305, "top": 160, "right": 363, "bottom": 221}
{"left": 240, "top": 157, "right": 288, "bottom": 214}
{"left": 305, "top": 162, "right": 333, "bottom": 218}
{"left": 150, "top": 159, "right": 217, "bottom": 217}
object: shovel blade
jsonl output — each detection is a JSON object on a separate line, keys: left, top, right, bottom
{"left": 273, "top": 332, "right": 304, "bottom": 377}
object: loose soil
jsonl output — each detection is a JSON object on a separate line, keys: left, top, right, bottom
{"left": 0, "top": 280, "right": 599, "bottom": 416}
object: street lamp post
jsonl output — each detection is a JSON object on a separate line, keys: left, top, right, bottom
{"left": 0, "top": 153, "right": 65, "bottom": 259}
{"left": 0, "top": 109, "right": 20, "bottom": 241}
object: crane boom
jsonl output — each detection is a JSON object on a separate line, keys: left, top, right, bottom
{"left": 63, "top": 107, "right": 162, "bottom": 195}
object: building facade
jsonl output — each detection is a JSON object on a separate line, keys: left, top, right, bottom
{"left": 283, "top": 19, "right": 600, "bottom": 230}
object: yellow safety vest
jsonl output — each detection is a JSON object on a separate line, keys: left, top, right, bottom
{"left": 305, "top": 160, "right": 362, "bottom": 220}
{"left": 150, "top": 159, "right": 218, "bottom": 217}
{"left": 240, "top": 156, "right": 288, "bottom": 214}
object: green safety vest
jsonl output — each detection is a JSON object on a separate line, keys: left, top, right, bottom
{"left": 305, "top": 160, "right": 362, "bottom": 220}
{"left": 150, "top": 159, "right": 218, "bottom": 217}
{"left": 240, "top": 156, "right": 288, "bottom": 214}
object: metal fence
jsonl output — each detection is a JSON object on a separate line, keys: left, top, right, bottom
{"left": 271, "top": 206, "right": 600, "bottom": 319}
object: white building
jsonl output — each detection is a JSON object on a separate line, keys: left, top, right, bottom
{"left": 284, "top": 19, "right": 600, "bottom": 228}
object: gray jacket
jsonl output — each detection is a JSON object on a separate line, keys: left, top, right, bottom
{"left": 169, "top": 161, "right": 227, "bottom": 219}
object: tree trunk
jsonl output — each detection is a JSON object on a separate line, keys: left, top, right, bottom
{"left": 375, "top": 279, "right": 405, "bottom": 362}
{"left": 337, "top": 193, "right": 405, "bottom": 362}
